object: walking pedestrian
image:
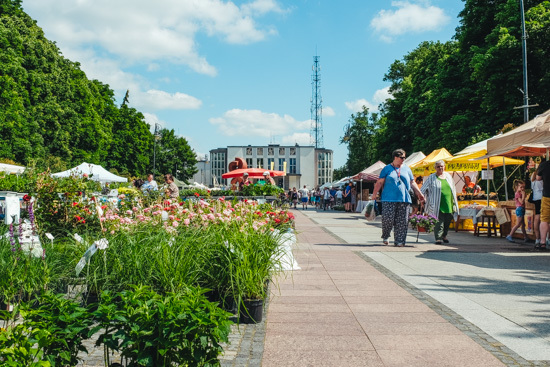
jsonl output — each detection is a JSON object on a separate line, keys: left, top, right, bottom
{"left": 420, "top": 161, "right": 459, "bottom": 244}
{"left": 370, "top": 149, "right": 424, "bottom": 247}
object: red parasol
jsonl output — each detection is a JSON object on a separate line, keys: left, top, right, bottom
{"left": 221, "top": 168, "right": 286, "bottom": 179}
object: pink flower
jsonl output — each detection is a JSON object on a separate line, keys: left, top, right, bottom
{"left": 169, "top": 215, "right": 175, "bottom": 221}
{"left": 183, "top": 218, "right": 190, "bottom": 226}
{"left": 172, "top": 221, "right": 179, "bottom": 228}
{"left": 126, "top": 210, "right": 132, "bottom": 215}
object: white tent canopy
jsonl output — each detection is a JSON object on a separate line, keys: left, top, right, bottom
{"left": 0, "top": 163, "right": 25, "bottom": 174}
{"left": 403, "top": 151, "right": 426, "bottom": 167}
{"left": 52, "top": 162, "right": 127, "bottom": 183}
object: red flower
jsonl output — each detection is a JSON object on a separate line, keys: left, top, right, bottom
{"left": 23, "top": 195, "right": 31, "bottom": 202}
{"left": 179, "top": 202, "right": 184, "bottom": 206}
{"left": 194, "top": 193, "right": 200, "bottom": 197}
{"left": 72, "top": 202, "right": 78, "bottom": 207}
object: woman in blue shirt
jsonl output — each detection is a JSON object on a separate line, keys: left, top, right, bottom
{"left": 371, "top": 149, "right": 425, "bottom": 247}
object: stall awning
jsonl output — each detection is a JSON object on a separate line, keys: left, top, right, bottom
{"left": 484, "top": 109, "right": 550, "bottom": 157}
{"left": 351, "top": 161, "right": 386, "bottom": 181}
{"left": 409, "top": 148, "right": 453, "bottom": 176}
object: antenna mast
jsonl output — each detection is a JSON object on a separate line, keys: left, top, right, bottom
{"left": 310, "top": 55, "right": 324, "bottom": 148}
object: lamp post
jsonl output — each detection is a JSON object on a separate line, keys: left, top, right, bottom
{"left": 520, "top": 0, "right": 529, "bottom": 122}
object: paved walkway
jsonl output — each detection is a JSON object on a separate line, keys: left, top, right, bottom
{"left": 263, "top": 208, "right": 550, "bottom": 367}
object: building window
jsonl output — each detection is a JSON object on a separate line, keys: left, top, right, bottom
{"left": 256, "top": 159, "right": 263, "bottom": 168}
{"left": 246, "top": 147, "right": 252, "bottom": 155}
{"left": 279, "top": 147, "right": 285, "bottom": 155}
{"left": 267, "top": 158, "right": 275, "bottom": 170}
{"left": 268, "top": 147, "right": 274, "bottom": 155}
{"left": 278, "top": 158, "right": 285, "bottom": 171}
{"left": 289, "top": 158, "right": 296, "bottom": 174}
{"left": 246, "top": 158, "right": 253, "bottom": 168}
{"left": 290, "top": 147, "right": 296, "bottom": 156}
{"left": 257, "top": 147, "right": 263, "bottom": 155}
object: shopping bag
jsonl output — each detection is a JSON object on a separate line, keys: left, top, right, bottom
{"left": 364, "top": 200, "right": 377, "bottom": 222}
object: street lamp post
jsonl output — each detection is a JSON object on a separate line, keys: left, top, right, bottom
{"left": 519, "top": 0, "right": 529, "bottom": 122}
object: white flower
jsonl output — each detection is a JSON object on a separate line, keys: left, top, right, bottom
{"left": 94, "top": 238, "right": 109, "bottom": 250}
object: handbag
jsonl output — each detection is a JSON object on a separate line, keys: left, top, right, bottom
{"left": 527, "top": 192, "right": 535, "bottom": 204}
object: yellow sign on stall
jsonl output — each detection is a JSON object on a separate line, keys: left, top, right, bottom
{"left": 446, "top": 162, "right": 482, "bottom": 172}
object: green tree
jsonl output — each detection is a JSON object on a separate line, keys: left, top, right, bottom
{"left": 339, "top": 106, "right": 380, "bottom": 176}
{"left": 155, "top": 129, "right": 198, "bottom": 181}
{"left": 106, "top": 103, "right": 153, "bottom": 176}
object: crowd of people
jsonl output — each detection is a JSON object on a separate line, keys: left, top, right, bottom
{"left": 132, "top": 173, "right": 180, "bottom": 199}
{"left": 278, "top": 183, "right": 360, "bottom": 211}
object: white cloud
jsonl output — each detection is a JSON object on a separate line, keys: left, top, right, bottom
{"left": 373, "top": 87, "right": 393, "bottom": 105}
{"left": 24, "top": 0, "right": 285, "bottom": 77}
{"left": 242, "top": 0, "right": 286, "bottom": 16}
{"left": 345, "top": 87, "right": 394, "bottom": 113}
{"left": 281, "top": 133, "right": 312, "bottom": 146}
{"left": 135, "top": 90, "right": 202, "bottom": 110}
{"left": 143, "top": 113, "right": 167, "bottom": 132}
{"left": 371, "top": 1, "right": 450, "bottom": 41}
{"left": 345, "top": 99, "right": 376, "bottom": 113}
{"left": 209, "top": 109, "right": 310, "bottom": 137}
{"left": 323, "top": 106, "right": 335, "bottom": 117}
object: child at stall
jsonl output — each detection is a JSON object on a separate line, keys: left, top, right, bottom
{"left": 506, "top": 179, "right": 528, "bottom": 243}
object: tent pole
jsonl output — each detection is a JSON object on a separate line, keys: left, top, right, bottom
{"left": 503, "top": 157, "right": 508, "bottom": 201}
{"left": 487, "top": 158, "right": 491, "bottom": 207}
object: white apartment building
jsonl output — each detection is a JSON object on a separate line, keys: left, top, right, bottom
{"left": 208, "top": 144, "right": 333, "bottom": 190}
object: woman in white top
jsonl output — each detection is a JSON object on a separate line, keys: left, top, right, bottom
{"left": 420, "top": 160, "right": 459, "bottom": 244}
{"left": 531, "top": 170, "right": 544, "bottom": 247}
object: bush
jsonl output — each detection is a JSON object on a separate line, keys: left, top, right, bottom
{"left": 93, "top": 286, "right": 232, "bottom": 367}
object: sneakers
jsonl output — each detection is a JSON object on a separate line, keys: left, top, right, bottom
{"left": 382, "top": 238, "right": 389, "bottom": 246}
{"left": 506, "top": 235, "right": 515, "bottom": 243}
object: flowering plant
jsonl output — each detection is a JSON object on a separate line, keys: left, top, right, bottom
{"left": 409, "top": 213, "right": 438, "bottom": 233}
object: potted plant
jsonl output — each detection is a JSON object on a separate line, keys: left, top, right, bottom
{"left": 409, "top": 213, "right": 438, "bottom": 233}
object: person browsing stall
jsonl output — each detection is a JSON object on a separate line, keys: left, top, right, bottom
{"left": 370, "top": 149, "right": 424, "bottom": 247}
{"left": 164, "top": 174, "right": 179, "bottom": 200}
{"left": 506, "top": 180, "right": 528, "bottom": 243}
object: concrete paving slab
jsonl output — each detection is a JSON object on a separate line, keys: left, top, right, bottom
{"left": 262, "top": 209, "right": 550, "bottom": 366}
{"left": 262, "top": 334, "right": 375, "bottom": 351}
{"left": 262, "top": 350, "right": 385, "bottom": 367}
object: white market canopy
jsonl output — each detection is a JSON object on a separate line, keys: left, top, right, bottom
{"left": 485, "top": 108, "right": 550, "bottom": 157}
{"left": 52, "top": 162, "right": 128, "bottom": 183}
{"left": 351, "top": 161, "right": 386, "bottom": 182}
{"left": 403, "top": 152, "right": 426, "bottom": 167}
{"left": 0, "top": 163, "right": 25, "bottom": 174}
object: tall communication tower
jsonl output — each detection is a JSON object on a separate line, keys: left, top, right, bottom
{"left": 310, "top": 55, "right": 323, "bottom": 148}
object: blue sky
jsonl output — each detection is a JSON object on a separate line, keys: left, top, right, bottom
{"left": 22, "top": 0, "right": 464, "bottom": 169}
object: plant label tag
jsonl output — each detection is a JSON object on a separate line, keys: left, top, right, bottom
{"left": 75, "top": 257, "right": 86, "bottom": 276}
{"left": 74, "top": 233, "right": 83, "bottom": 243}
{"left": 83, "top": 243, "right": 98, "bottom": 261}
{"left": 75, "top": 243, "right": 98, "bottom": 276}
{"left": 45, "top": 233, "right": 54, "bottom": 240}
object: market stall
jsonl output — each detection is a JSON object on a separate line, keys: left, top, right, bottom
{"left": 52, "top": 162, "right": 128, "bottom": 183}
{"left": 351, "top": 161, "right": 385, "bottom": 212}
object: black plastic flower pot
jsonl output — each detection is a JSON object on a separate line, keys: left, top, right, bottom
{"left": 239, "top": 298, "right": 264, "bottom": 324}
